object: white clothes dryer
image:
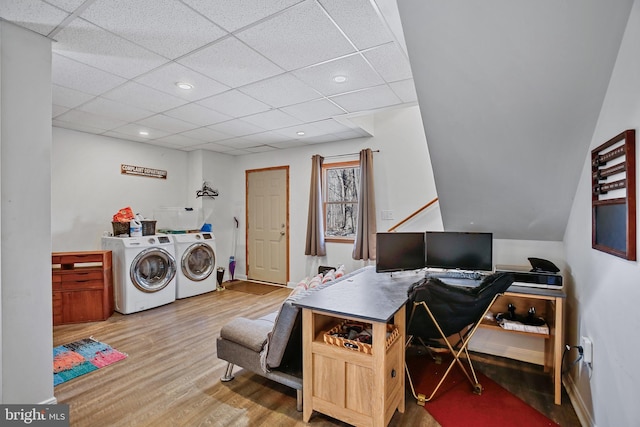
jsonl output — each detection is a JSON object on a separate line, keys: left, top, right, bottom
{"left": 101, "top": 235, "right": 177, "bottom": 314}
{"left": 172, "top": 232, "right": 218, "bottom": 299}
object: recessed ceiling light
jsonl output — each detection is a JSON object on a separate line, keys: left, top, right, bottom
{"left": 175, "top": 82, "right": 193, "bottom": 90}
{"left": 139, "top": 130, "right": 149, "bottom": 136}
{"left": 296, "top": 131, "right": 305, "bottom": 136}
{"left": 333, "top": 75, "right": 348, "bottom": 83}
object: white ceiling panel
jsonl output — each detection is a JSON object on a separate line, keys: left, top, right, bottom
{"left": 110, "top": 123, "right": 169, "bottom": 140}
{"left": 135, "top": 114, "right": 196, "bottom": 134}
{"left": 52, "top": 84, "right": 95, "bottom": 109}
{"left": 52, "top": 104, "right": 70, "bottom": 117}
{"left": 177, "top": 36, "right": 284, "bottom": 88}
{"left": 52, "top": 53, "right": 127, "bottom": 95}
{"left": 208, "top": 118, "right": 267, "bottom": 137}
{"left": 236, "top": 0, "right": 355, "bottom": 71}
{"left": 46, "top": 0, "right": 88, "bottom": 14}
{"left": 330, "top": 85, "right": 401, "bottom": 112}
{"left": 102, "top": 81, "right": 188, "bottom": 113}
{"left": 0, "top": 0, "right": 69, "bottom": 36}
{"left": 55, "top": 109, "right": 127, "bottom": 131}
{"left": 53, "top": 18, "right": 166, "bottom": 79}
{"left": 363, "top": 43, "right": 413, "bottom": 83}
{"left": 197, "top": 90, "right": 271, "bottom": 118}
{"left": 241, "top": 109, "right": 302, "bottom": 131}
{"left": 163, "top": 103, "right": 232, "bottom": 127}
{"left": 280, "top": 98, "right": 345, "bottom": 122}
{"left": 389, "top": 79, "right": 418, "bottom": 103}
{"left": 239, "top": 73, "right": 322, "bottom": 108}
{"left": 134, "top": 62, "right": 230, "bottom": 101}
{"left": 293, "top": 54, "right": 385, "bottom": 96}
{"left": 180, "top": 127, "right": 231, "bottom": 143}
{"left": 242, "top": 131, "right": 296, "bottom": 144}
{"left": 80, "top": 0, "right": 227, "bottom": 59}
{"left": 53, "top": 119, "right": 108, "bottom": 135}
{"left": 182, "top": 0, "right": 303, "bottom": 33}
{"left": 244, "top": 145, "right": 278, "bottom": 153}
{"left": 153, "top": 133, "right": 204, "bottom": 148}
{"left": 78, "top": 97, "right": 154, "bottom": 122}
{"left": 318, "top": 0, "right": 394, "bottom": 50}
{"left": 189, "top": 141, "right": 237, "bottom": 153}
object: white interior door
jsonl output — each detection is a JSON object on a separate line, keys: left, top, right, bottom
{"left": 246, "top": 167, "right": 288, "bottom": 284}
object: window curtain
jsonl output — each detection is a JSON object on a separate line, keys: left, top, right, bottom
{"left": 305, "top": 154, "right": 326, "bottom": 256}
{"left": 352, "top": 148, "right": 376, "bottom": 260}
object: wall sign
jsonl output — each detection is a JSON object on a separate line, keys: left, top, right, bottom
{"left": 121, "top": 164, "right": 167, "bottom": 179}
{"left": 591, "top": 129, "right": 636, "bottom": 260}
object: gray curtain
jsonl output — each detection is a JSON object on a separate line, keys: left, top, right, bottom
{"left": 352, "top": 148, "right": 376, "bottom": 260}
{"left": 305, "top": 154, "right": 326, "bottom": 256}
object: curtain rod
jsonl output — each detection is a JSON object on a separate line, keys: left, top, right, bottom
{"left": 321, "top": 149, "right": 380, "bottom": 159}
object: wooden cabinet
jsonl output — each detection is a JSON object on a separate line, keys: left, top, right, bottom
{"left": 52, "top": 251, "right": 114, "bottom": 325}
{"left": 301, "top": 307, "right": 405, "bottom": 427}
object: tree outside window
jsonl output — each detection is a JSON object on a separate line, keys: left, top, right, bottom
{"left": 323, "top": 161, "right": 360, "bottom": 242}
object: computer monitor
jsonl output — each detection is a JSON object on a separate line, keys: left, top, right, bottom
{"left": 425, "top": 231, "right": 493, "bottom": 272}
{"left": 375, "top": 232, "right": 426, "bottom": 273}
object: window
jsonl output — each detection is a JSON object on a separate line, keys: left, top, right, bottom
{"left": 323, "top": 161, "right": 360, "bottom": 242}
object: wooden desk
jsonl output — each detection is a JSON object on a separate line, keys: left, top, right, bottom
{"left": 479, "top": 285, "right": 566, "bottom": 405}
{"left": 294, "top": 267, "right": 417, "bottom": 427}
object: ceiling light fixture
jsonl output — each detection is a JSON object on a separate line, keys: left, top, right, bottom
{"left": 296, "top": 131, "right": 305, "bottom": 136}
{"left": 175, "top": 82, "right": 193, "bottom": 90}
{"left": 139, "top": 130, "right": 149, "bottom": 136}
{"left": 333, "top": 75, "right": 348, "bottom": 83}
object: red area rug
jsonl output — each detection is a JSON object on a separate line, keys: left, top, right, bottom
{"left": 406, "top": 354, "right": 560, "bottom": 427}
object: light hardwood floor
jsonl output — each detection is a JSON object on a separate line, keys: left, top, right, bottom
{"left": 53, "top": 286, "right": 579, "bottom": 427}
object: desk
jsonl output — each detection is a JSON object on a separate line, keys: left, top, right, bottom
{"left": 479, "top": 285, "right": 566, "bottom": 405}
{"left": 294, "top": 267, "right": 417, "bottom": 427}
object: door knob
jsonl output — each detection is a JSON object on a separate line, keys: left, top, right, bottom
{"left": 280, "top": 231, "right": 285, "bottom": 236}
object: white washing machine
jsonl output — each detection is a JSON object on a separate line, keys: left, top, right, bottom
{"left": 101, "top": 235, "right": 177, "bottom": 314}
{"left": 172, "top": 232, "right": 218, "bottom": 299}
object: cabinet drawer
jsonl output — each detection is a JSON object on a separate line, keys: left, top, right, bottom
{"left": 59, "top": 270, "right": 104, "bottom": 282}
{"left": 62, "top": 280, "right": 105, "bottom": 290}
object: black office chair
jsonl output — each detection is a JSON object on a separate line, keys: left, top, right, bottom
{"left": 404, "top": 272, "right": 514, "bottom": 405}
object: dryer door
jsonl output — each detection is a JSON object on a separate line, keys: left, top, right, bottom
{"left": 130, "top": 247, "right": 177, "bottom": 292}
{"left": 181, "top": 243, "right": 216, "bottom": 282}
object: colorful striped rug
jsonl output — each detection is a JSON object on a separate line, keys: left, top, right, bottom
{"left": 53, "top": 337, "right": 127, "bottom": 386}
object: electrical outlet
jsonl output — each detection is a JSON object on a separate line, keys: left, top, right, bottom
{"left": 580, "top": 336, "right": 593, "bottom": 366}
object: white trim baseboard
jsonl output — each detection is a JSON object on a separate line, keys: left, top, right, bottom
{"left": 563, "top": 374, "right": 595, "bottom": 427}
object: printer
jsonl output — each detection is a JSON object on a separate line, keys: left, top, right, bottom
{"left": 496, "top": 258, "right": 563, "bottom": 289}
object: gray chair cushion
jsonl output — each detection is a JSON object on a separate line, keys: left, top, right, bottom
{"left": 220, "top": 317, "right": 274, "bottom": 352}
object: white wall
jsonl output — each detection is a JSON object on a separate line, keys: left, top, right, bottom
{"left": 233, "top": 105, "right": 442, "bottom": 283}
{"left": 564, "top": 1, "right": 640, "bottom": 426}
{"left": 1, "top": 22, "right": 53, "bottom": 404}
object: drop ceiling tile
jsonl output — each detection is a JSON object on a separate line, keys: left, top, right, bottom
{"left": 363, "top": 43, "right": 413, "bottom": 83}
{"left": 102, "top": 81, "right": 188, "bottom": 113}
{"left": 239, "top": 73, "right": 321, "bottom": 108}
{"left": 241, "top": 109, "right": 302, "bottom": 131}
{"left": 217, "top": 137, "right": 266, "bottom": 149}
{"left": 274, "top": 122, "right": 327, "bottom": 139}
{"left": 111, "top": 123, "right": 170, "bottom": 140}
{"left": 52, "top": 54, "right": 127, "bottom": 95}
{"left": 164, "top": 103, "right": 232, "bottom": 127}
{"left": 318, "top": 0, "right": 394, "bottom": 50}
{"left": 135, "top": 62, "right": 230, "bottom": 101}
{"left": 154, "top": 134, "right": 205, "bottom": 148}
{"left": 102, "top": 130, "right": 156, "bottom": 143}
{"left": 53, "top": 18, "right": 166, "bottom": 79}
{"left": 180, "top": 127, "right": 231, "bottom": 142}
{"left": 197, "top": 90, "right": 270, "bottom": 118}
{"left": 52, "top": 104, "right": 70, "bottom": 117}
{"left": 80, "top": 0, "right": 227, "bottom": 59}
{"left": 280, "top": 98, "right": 345, "bottom": 122}
{"left": 52, "top": 84, "right": 94, "bottom": 108}
{"left": 242, "top": 131, "right": 294, "bottom": 144}
{"left": 268, "top": 139, "right": 309, "bottom": 149}
{"left": 53, "top": 119, "right": 109, "bottom": 135}
{"left": 79, "top": 97, "right": 154, "bottom": 122}
{"left": 301, "top": 134, "right": 343, "bottom": 144}
{"left": 177, "top": 36, "right": 284, "bottom": 87}
{"left": 55, "top": 109, "right": 127, "bottom": 131}
{"left": 0, "top": 0, "right": 70, "bottom": 36}
{"left": 244, "top": 145, "right": 278, "bottom": 153}
{"left": 236, "top": 0, "right": 354, "bottom": 71}
{"left": 293, "top": 54, "right": 384, "bottom": 96}
{"left": 136, "top": 114, "right": 196, "bottom": 134}
{"left": 389, "top": 79, "right": 418, "bottom": 103}
{"left": 182, "top": 0, "right": 302, "bottom": 33}
{"left": 330, "top": 85, "right": 401, "bottom": 112}
{"left": 305, "top": 118, "right": 353, "bottom": 134}
{"left": 46, "top": 0, "right": 86, "bottom": 13}
{"left": 332, "top": 129, "right": 371, "bottom": 140}
{"left": 208, "top": 118, "right": 266, "bottom": 136}
{"left": 190, "top": 141, "right": 237, "bottom": 153}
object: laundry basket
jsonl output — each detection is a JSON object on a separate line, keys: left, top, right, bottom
{"left": 112, "top": 221, "right": 130, "bottom": 236}
{"left": 141, "top": 220, "right": 157, "bottom": 236}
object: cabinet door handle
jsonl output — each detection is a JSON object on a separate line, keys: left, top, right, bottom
{"left": 391, "top": 369, "right": 396, "bottom": 378}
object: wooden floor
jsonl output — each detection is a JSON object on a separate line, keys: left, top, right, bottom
{"left": 53, "top": 286, "right": 581, "bottom": 427}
